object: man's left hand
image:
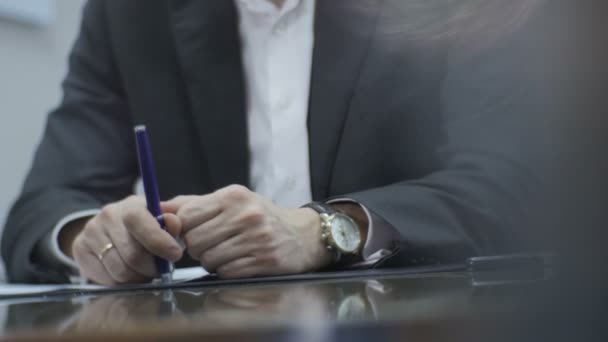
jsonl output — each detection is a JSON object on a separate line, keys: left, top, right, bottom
{"left": 163, "top": 185, "right": 332, "bottom": 278}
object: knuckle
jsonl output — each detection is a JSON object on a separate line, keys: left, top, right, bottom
{"left": 80, "top": 220, "right": 101, "bottom": 242}
{"left": 125, "top": 195, "right": 143, "bottom": 204}
{"left": 99, "top": 204, "right": 115, "bottom": 221}
{"left": 82, "top": 217, "right": 97, "bottom": 234}
{"left": 71, "top": 236, "right": 87, "bottom": 259}
{"left": 172, "top": 195, "right": 188, "bottom": 203}
{"left": 240, "top": 207, "right": 265, "bottom": 226}
{"left": 222, "top": 185, "right": 250, "bottom": 202}
{"left": 253, "top": 226, "right": 274, "bottom": 243}
{"left": 177, "top": 204, "right": 198, "bottom": 225}
{"left": 122, "top": 207, "right": 144, "bottom": 228}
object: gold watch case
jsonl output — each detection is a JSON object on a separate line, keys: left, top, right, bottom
{"left": 319, "top": 213, "right": 363, "bottom": 254}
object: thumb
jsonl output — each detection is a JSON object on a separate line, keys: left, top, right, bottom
{"left": 162, "top": 213, "right": 182, "bottom": 239}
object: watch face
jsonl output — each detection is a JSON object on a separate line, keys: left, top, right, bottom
{"left": 330, "top": 214, "right": 362, "bottom": 253}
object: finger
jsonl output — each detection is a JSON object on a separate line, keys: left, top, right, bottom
{"left": 101, "top": 245, "right": 151, "bottom": 284}
{"left": 199, "top": 234, "right": 253, "bottom": 272}
{"left": 76, "top": 252, "right": 117, "bottom": 286}
{"left": 72, "top": 225, "right": 117, "bottom": 286}
{"left": 163, "top": 213, "right": 182, "bottom": 238}
{"left": 216, "top": 256, "right": 264, "bottom": 279}
{"left": 104, "top": 218, "right": 157, "bottom": 279}
{"left": 183, "top": 213, "right": 238, "bottom": 260}
{"left": 123, "top": 195, "right": 147, "bottom": 206}
{"left": 174, "top": 196, "right": 223, "bottom": 231}
{"left": 161, "top": 195, "right": 198, "bottom": 214}
{"left": 122, "top": 207, "right": 183, "bottom": 262}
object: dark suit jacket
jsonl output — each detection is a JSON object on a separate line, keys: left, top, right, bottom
{"left": 2, "top": 0, "right": 544, "bottom": 283}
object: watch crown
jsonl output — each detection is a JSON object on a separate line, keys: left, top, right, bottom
{"left": 320, "top": 213, "right": 330, "bottom": 220}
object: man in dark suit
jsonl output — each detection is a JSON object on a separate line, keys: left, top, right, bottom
{"left": 2, "top": 0, "right": 543, "bottom": 284}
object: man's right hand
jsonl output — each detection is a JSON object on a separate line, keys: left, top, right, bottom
{"left": 70, "top": 196, "right": 183, "bottom": 285}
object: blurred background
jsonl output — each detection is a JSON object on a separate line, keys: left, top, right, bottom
{"left": 0, "top": 0, "right": 85, "bottom": 278}
{"left": 0, "top": 1, "right": 85, "bottom": 231}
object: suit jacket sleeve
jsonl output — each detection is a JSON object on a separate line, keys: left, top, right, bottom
{"left": 345, "top": 25, "right": 546, "bottom": 267}
{"left": 1, "top": 0, "right": 137, "bottom": 283}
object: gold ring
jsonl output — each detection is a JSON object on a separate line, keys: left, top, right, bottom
{"left": 97, "top": 243, "right": 114, "bottom": 261}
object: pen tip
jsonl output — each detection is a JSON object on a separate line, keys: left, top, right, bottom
{"left": 161, "top": 273, "right": 173, "bottom": 284}
{"left": 134, "top": 125, "right": 147, "bottom": 132}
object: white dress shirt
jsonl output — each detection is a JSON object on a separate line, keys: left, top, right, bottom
{"left": 235, "top": 0, "right": 315, "bottom": 208}
{"left": 43, "top": 0, "right": 397, "bottom": 274}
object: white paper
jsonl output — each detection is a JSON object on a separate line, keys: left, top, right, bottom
{"left": 0, "top": 283, "right": 104, "bottom": 297}
{"left": 172, "top": 266, "right": 209, "bottom": 283}
{"left": 0, "top": 267, "right": 209, "bottom": 298}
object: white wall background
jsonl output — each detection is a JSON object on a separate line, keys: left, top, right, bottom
{"left": 0, "top": 1, "right": 86, "bottom": 246}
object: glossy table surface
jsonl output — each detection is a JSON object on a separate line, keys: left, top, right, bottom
{"left": 0, "top": 268, "right": 548, "bottom": 341}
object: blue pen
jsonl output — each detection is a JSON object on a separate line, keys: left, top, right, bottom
{"left": 134, "top": 125, "right": 173, "bottom": 283}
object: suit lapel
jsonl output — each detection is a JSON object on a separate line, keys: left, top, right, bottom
{"left": 170, "top": 0, "right": 249, "bottom": 190}
{"left": 169, "top": 0, "right": 381, "bottom": 196}
{"left": 308, "top": 0, "right": 382, "bottom": 200}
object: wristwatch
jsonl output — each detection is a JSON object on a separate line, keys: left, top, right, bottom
{"left": 303, "top": 202, "right": 363, "bottom": 263}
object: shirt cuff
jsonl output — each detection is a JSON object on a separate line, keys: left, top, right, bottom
{"left": 327, "top": 198, "right": 400, "bottom": 266}
{"left": 40, "top": 209, "right": 100, "bottom": 274}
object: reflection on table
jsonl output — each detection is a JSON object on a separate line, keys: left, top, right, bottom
{"left": 1, "top": 270, "right": 547, "bottom": 340}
